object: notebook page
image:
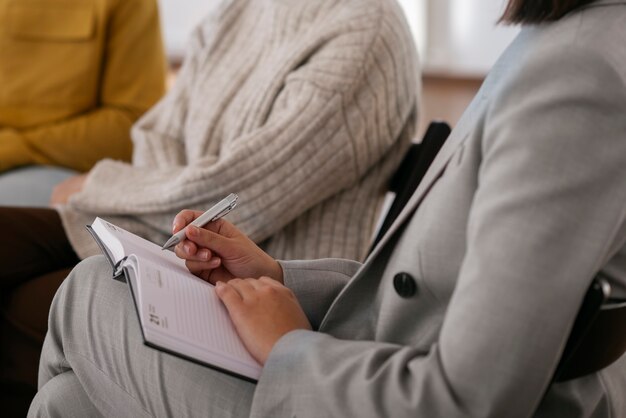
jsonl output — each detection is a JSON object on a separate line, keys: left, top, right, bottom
{"left": 128, "top": 255, "right": 261, "bottom": 380}
{"left": 92, "top": 218, "right": 185, "bottom": 272}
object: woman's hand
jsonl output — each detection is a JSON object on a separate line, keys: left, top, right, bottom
{"left": 172, "top": 210, "right": 283, "bottom": 284}
{"left": 215, "top": 277, "right": 312, "bottom": 365}
{"left": 50, "top": 173, "right": 88, "bottom": 205}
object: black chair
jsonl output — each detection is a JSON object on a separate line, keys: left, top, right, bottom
{"left": 552, "top": 274, "right": 626, "bottom": 382}
{"left": 369, "top": 121, "right": 451, "bottom": 253}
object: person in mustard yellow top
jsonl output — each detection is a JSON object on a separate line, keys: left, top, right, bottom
{"left": 0, "top": 0, "right": 166, "bottom": 207}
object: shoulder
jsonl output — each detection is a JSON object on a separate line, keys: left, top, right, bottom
{"left": 538, "top": 0, "right": 625, "bottom": 76}
{"left": 491, "top": 2, "right": 626, "bottom": 101}
{"left": 477, "top": 3, "right": 626, "bottom": 165}
{"left": 186, "top": 0, "right": 247, "bottom": 52}
{"left": 573, "top": 1, "right": 626, "bottom": 76}
{"left": 302, "top": 0, "right": 419, "bottom": 98}
{"left": 319, "top": 0, "right": 416, "bottom": 45}
{"left": 299, "top": 0, "right": 419, "bottom": 85}
{"left": 191, "top": 0, "right": 414, "bottom": 46}
{"left": 481, "top": 1, "right": 626, "bottom": 131}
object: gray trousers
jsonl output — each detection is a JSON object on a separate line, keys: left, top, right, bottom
{"left": 0, "top": 166, "right": 76, "bottom": 207}
{"left": 29, "top": 256, "right": 256, "bottom": 417}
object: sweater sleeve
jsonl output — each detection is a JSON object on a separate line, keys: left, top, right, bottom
{"left": 68, "top": 12, "right": 418, "bottom": 243}
{"left": 0, "top": 0, "right": 166, "bottom": 173}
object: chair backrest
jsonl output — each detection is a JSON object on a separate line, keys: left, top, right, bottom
{"left": 369, "top": 121, "right": 451, "bottom": 253}
{"left": 553, "top": 274, "right": 626, "bottom": 382}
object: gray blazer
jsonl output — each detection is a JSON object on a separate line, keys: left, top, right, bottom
{"left": 251, "top": 1, "right": 626, "bottom": 417}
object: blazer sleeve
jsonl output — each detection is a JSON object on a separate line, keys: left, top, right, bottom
{"left": 0, "top": 0, "right": 166, "bottom": 173}
{"left": 66, "top": 14, "right": 418, "bottom": 244}
{"left": 280, "top": 258, "right": 362, "bottom": 329}
{"left": 251, "top": 46, "right": 626, "bottom": 417}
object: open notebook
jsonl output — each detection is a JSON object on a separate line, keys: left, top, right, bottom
{"left": 86, "top": 217, "right": 262, "bottom": 382}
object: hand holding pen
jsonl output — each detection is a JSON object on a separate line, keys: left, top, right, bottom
{"left": 167, "top": 195, "right": 302, "bottom": 366}
{"left": 169, "top": 195, "right": 284, "bottom": 285}
{"left": 169, "top": 197, "right": 302, "bottom": 366}
{"left": 162, "top": 193, "right": 238, "bottom": 251}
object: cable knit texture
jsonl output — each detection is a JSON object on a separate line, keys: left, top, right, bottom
{"left": 58, "top": 0, "right": 419, "bottom": 262}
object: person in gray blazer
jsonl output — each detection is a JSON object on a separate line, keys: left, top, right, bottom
{"left": 29, "top": 0, "right": 626, "bottom": 416}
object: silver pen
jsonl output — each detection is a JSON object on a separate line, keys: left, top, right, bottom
{"left": 161, "top": 193, "right": 238, "bottom": 251}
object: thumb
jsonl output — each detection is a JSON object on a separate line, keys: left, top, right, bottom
{"left": 172, "top": 209, "right": 202, "bottom": 234}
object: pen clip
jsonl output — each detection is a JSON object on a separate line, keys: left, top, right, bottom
{"left": 210, "top": 201, "right": 237, "bottom": 221}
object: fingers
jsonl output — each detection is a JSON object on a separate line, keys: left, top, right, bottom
{"left": 172, "top": 212, "right": 234, "bottom": 235}
{"left": 185, "top": 225, "right": 234, "bottom": 254}
{"left": 219, "top": 277, "right": 287, "bottom": 300}
{"left": 215, "top": 278, "right": 258, "bottom": 316}
{"left": 172, "top": 210, "right": 204, "bottom": 234}
{"left": 228, "top": 278, "right": 260, "bottom": 297}
{"left": 199, "top": 217, "right": 225, "bottom": 234}
{"left": 216, "top": 278, "right": 259, "bottom": 303}
{"left": 185, "top": 258, "right": 221, "bottom": 275}
{"left": 215, "top": 281, "right": 243, "bottom": 311}
{"left": 201, "top": 218, "right": 239, "bottom": 237}
{"left": 175, "top": 240, "right": 209, "bottom": 260}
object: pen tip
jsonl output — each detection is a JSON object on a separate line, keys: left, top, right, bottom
{"left": 162, "top": 237, "right": 177, "bottom": 250}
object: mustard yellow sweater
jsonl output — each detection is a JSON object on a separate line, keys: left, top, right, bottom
{"left": 0, "top": 0, "right": 166, "bottom": 172}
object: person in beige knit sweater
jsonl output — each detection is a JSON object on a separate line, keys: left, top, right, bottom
{"left": 0, "top": 0, "right": 419, "bottom": 407}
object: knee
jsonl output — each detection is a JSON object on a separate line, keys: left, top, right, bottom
{"left": 48, "top": 256, "right": 115, "bottom": 326}
{"left": 28, "top": 386, "right": 60, "bottom": 418}
{"left": 56, "top": 255, "right": 113, "bottom": 302}
{"left": 28, "top": 372, "right": 96, "bottom": 418}
{"left": 70, "top": 255, "right": 112, "bottom": 279}
{"left": 49, "top": 255, "right": 126, "bottom": 331}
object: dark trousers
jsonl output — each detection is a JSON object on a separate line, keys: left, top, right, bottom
{"left": 0, "top": 207, "right": 79, "bottom": 416}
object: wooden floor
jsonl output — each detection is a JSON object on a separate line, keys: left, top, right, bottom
{"left": 417, "top": 75, "right": 483, "bottom": 138}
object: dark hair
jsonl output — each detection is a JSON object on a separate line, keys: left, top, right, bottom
{"left": 500, "top": 0, "right": 596, "bottom": 24}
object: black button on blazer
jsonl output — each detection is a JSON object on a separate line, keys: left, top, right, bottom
{"left": 393, "top": 272, "right": 417, "bottom": 298}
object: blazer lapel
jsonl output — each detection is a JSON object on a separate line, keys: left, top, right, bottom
{"left": 365, "top": 92, "right": 487, "bottom": 263}
{"left": 365, "top": 131, "right": 469, "bottom": 262}
{"left": 319, "top": 107, "right": 482, "bottom": 330}
{"left": 318, "top": 131, "right": 470, "bottom": 330}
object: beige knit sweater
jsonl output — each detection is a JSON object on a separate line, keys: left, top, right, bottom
{"left": 59, "top": 0, "right": 419, "bottom": 262}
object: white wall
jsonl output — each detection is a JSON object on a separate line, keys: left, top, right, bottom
{"left": 421, "top": 0, "right": 519, "bottom": 76}
{"left": 396, "top": 0, "right": 428, "bottom": 64}
{"left": 158, "top": 0, "right": 519, "bottom": 77}
{"left": 157, "top": 0, "right": 215, "bottom": 61}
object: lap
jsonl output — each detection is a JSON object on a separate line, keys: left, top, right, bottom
{"left": 0, "top": 165, "right": 76, "bottom": 207}
{"left": 29, "top": 371, "right": 102, "bottom": 418}
{"left": 41, "top": 256, "right": 255, "bottom": 418}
